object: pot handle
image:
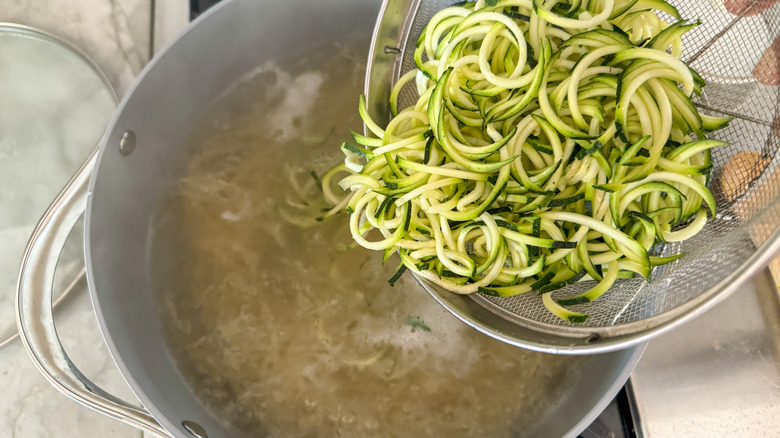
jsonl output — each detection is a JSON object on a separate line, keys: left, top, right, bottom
{"left": 16, "top": 149, "right": 171, "bottom": 438}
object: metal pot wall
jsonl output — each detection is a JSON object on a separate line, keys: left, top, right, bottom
{"left": 16, "top": 0, "right": 644, "bottom": 437}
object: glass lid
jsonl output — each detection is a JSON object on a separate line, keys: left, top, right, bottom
{"left": 0, "top": 23, "right": 118, "bottom": 346}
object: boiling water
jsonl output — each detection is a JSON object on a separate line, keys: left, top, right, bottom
{"left": 150, "top": 41, "right": 580, "bottom": 437}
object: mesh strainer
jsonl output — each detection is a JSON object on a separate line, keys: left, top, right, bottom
{"left": 365, "top": 0, "right": 780, "bottom": 353}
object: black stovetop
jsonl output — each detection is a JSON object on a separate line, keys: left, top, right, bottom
{"left": 579, "top": 387, "right": 637, "bottom": 438}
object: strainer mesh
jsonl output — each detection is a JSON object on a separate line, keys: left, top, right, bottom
{"left": 388, "top": 0, "right": 780, "bottom": 331}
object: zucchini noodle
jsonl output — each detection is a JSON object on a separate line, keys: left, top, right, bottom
{"left": 323, "top": 0, "right": 731, "bottom": 322}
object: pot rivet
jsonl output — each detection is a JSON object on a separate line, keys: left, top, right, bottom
{"left": 119, "top": 130, "right": 136, "bottom": 156}
{"left": 182, "top": 420, "right": 208, "bottom": 438}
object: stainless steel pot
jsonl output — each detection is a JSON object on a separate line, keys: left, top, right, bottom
{"left": 16, "top": 0, "right": 644, "bottom": 437}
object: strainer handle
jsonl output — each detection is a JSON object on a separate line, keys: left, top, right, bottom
{"left": 15, "top": 150, "right": 170, "bottom": 438}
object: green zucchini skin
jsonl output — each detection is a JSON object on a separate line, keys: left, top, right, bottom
{"left": 321, "top": 0, "right": 729, "bottom": 323}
